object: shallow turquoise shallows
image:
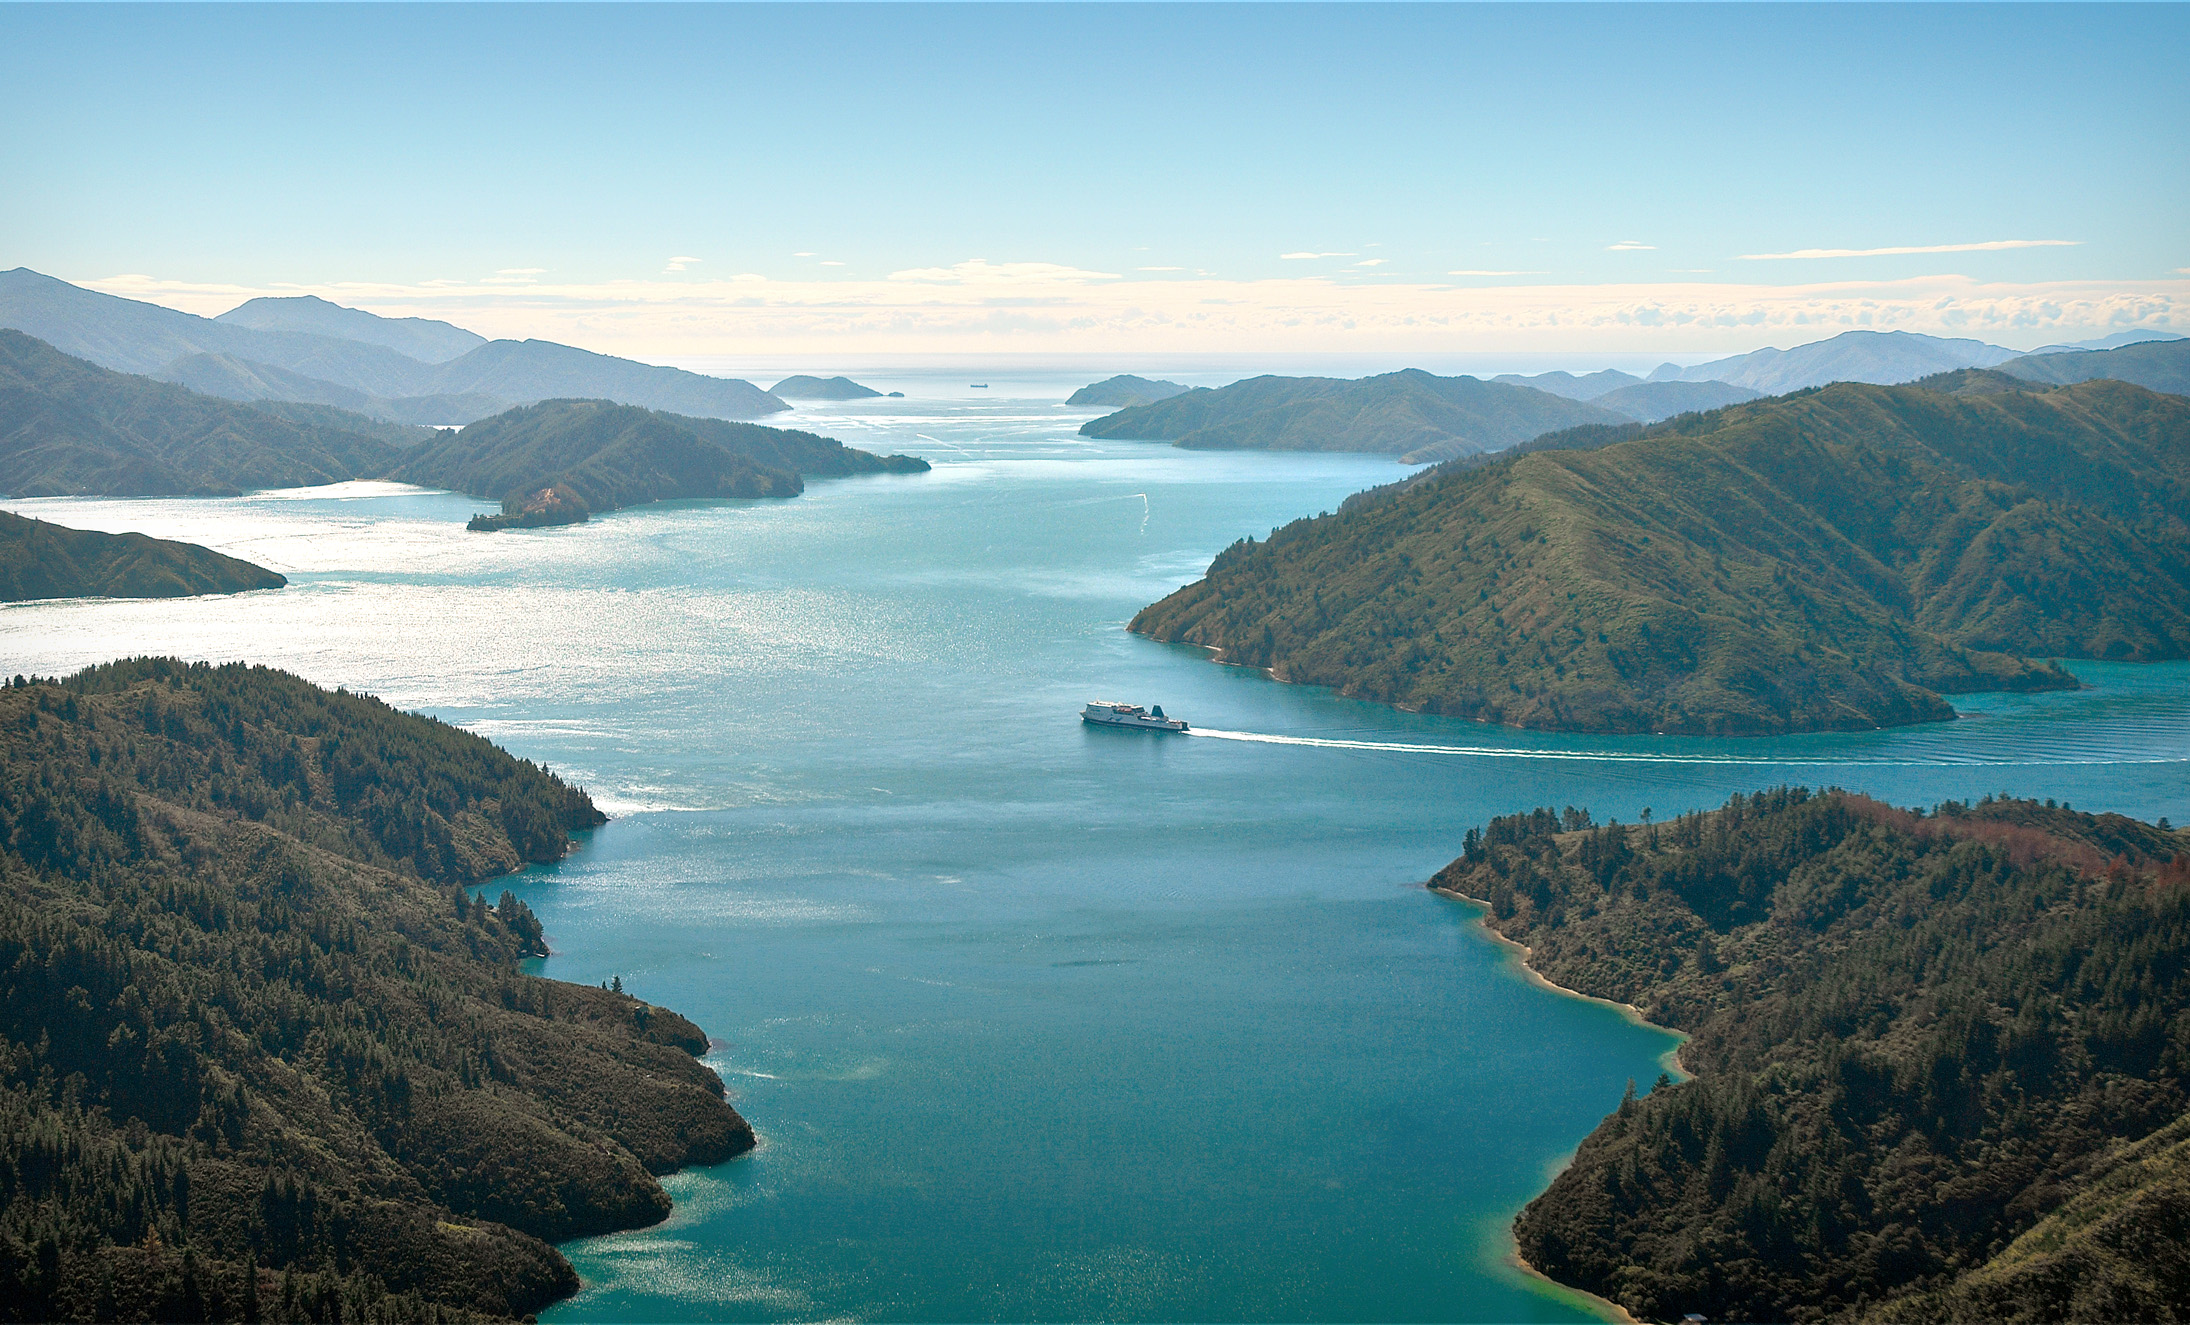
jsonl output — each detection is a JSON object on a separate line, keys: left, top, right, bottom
{"left": 5, "top": 377, "right": 2186, "bottom": 1322}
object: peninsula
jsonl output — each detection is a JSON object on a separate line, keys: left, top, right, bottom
{"left": 1435, "top": 789, "right": 2190, "bottom": 1323}
{"left": 0, "top": 510, "right": 286, "bottom": 600}
{"left": 1079, "top": 368, "right": 1627, "bottom": 462}
{"left": 0, "top": 660, "right": 753, "bottom": 1321}
{"left": 1131, "top": 374, "right": 2189, "bottom": 736}
{"left": 390, "top": 397, "right": 929, "bottom": 521}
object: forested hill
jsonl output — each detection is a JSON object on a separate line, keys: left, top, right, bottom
{"left": 0, "top": 331, "right": 397, "bottom": 498}
{"left": 1, "top": 510, "right": 286, "bottom": 602}
{"left": 1078, "top": 369, "right": 1627, "bottom": 462}
{"left": 0, "top": 660, "right": 753, "bottom": 1322}
{"left": 1131, "top": 375, "right": 2190, "bottom": 736}
{"left": 1432, "top": 789, "right": 2190, "bottom": 1323}
{"left": 391, "top": 398, "right": 928, "bottom": 518}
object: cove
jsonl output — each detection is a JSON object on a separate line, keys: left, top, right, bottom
{"left": 5, "top": 375, "right": 2185, "bottom": 1321}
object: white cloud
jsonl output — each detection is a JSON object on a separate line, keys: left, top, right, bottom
{"left": 1281, "top": 251, "right": 1356, "bottom": 260}
{"left": 1447, "top": 270, "right": 1541, "bottom": 277}
{"left": 1740, "top": 239, "right": 2080, "bottom": 261}
{"left": 1351, "top": 259, "right": 1387, "bottom": 268}
{"left": 483, "top": 267, "right": 547, "bottom": 285}
{"left": 81, "top": 269, "right": 2188, "bottom": 359}
{"left": 884, "top": 259, "right": 1119, "bottom": 284}
{"left": 663, "top": 255, "right": 703, "bottom": 273}
{"left": 1607, "top": 241, "right": 1655, "bottom": 252}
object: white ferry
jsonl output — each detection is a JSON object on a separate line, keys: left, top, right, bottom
{"left": 1081, "top": 700, "right": 1189, "bottom": 732}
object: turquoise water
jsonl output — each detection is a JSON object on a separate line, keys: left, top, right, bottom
{"left": 5, "top": 382, "right": 2186, "bottom": 1322}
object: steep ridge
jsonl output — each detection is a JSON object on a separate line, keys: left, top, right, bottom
{"left": 1431, "top": 789, "right": 2190, "bottom": 1324}
{"left": 0, "top": 270, "right": 787, "bottom": 423}
{"left": 1131, "top": 375, "right": 2190, "bottom": 735}
{"left": 215, "top": 294, "right": 486, "bottom": 363}
{"left": 153, "top": 351, "right": 508, "bottom": 426}
{"left": 1999, "top": 335, "right": 2190, "bottom": 396}
{"left": 0, "top": 331, "right": 397, "bottom": 497}
{"left": 1661, "top": 329, "right": 2021, "bottom": 393}
{"left": 0, "top": 511, "right": 286, "bottom": 601}
{"left": 0, "top": 659, "right": 753, "bottom": 1320}
{"left": 390, "top": 398, "right": 929, "bottom": 517}
{"left": 1080, "top": 368, "right": 1627, "bottom": 462}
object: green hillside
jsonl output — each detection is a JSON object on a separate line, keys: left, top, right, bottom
{"left": 2000, "top": 335, "right": 2190, "bottom": 395}
{"left": 1132, "top": 376, "right": 2190, "bottom": 735}
{"left": 1079, "top": 369, "right": 1627, "bottom": 462}
{"left": 0, "top": 511, "right": 286, "bottom": 601}
{"left": 390, "top": 398, "right": 927, "bottom": 517}
{"left": 1431, "top": 789, "right": 2190, "bottom": 1323}
{"left": 0, "top": 660, "right": 751, "bottom": 1321}
{"left": 0, "top": 331, "right": 398, "bottom": 498}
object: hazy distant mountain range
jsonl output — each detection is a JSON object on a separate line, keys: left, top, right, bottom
{"left": 2000, "top": 335, "right": 2190, "bottom": 395}
{"left": 0, "top": 269, "right": 788, "bottom": 425}
{"left": 1490, "top": 369, "right": 1763, "bottom": 423}
{"left": 1068, "top": 375, "right": 1191, "bottom": 408}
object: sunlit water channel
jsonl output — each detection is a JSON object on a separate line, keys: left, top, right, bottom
{"left": 5, "top": 376, "right": 2186, "bottom": 1321}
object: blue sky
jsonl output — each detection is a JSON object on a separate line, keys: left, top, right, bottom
{"left": 5, "top": 3, "right": 2185, "bottom": 356}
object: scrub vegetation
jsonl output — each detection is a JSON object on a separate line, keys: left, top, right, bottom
{"left": 1434, "top": 788, "right": 2190, "bottom": 1323}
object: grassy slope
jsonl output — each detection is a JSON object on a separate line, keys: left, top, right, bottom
{"left": 1431, "top": 789, "right": 2190, "bottom": 1324}
{"left": 0, "top": 660, "right": 752, "bottom": 1322}
{"left": 0, "top": 331, "right": 397, "bottom": 498}
{"left": 1131, "top": 377, "right": 2190, "bottom": 735}
{"left": 0, "top": 511, "right": 286, "bottom": 602}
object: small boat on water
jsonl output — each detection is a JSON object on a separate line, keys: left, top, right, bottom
{"left": 1082, "top": 700, "right": 1189, "bottom": 732}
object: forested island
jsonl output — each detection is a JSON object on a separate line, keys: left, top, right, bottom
{"left": 391, "top": 398, "right": 929, "bottom": 521}
{"left": 1132, "top": 373, "right": 2190, "bottom": 735}
{"left": 1, "top": 511, "right": 286, "bottom": 601}
{"left": 1434, "top": 788, "right": 2190, "bottom": 1323}
{"left": 1079, "top": 368, "right": 1625, "bottom": 462}
{"left": 0, "top": 660, "right": 752, "bottom": 1321}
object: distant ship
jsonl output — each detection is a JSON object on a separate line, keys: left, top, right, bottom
{"left": 1082, "top": 700, "right": 1189, "bottom": 732}
{"left": 970, "top": 383, "right": 989, "bottom": 389}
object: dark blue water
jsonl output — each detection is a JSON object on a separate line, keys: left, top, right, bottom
{"left": 6, "top": 384, "right": 2185, "bottom": 1321}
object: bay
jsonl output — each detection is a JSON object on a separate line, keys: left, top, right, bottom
{"left": 4, "top": 378, "right": 2186, "bottom": 1322}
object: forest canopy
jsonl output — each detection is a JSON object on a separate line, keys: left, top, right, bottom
{"left": 0, "top": 659, "right": 752, "bottom": 1322}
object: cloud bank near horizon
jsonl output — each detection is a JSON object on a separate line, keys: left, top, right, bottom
{"left": 82, "top": 268, "right": 2185, "bottom": 360}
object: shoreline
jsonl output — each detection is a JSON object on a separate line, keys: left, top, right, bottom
{"left": 1430, "top": 884, "right": 1690, "bottom": 1081}
{"left": 1510, "top": 1241, "right": 1641, "bottom": 1325}
{"left": 1431, "top": 882, "right": 1687, "bottom": 1325}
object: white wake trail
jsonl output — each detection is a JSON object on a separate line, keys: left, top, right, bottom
{"left": 1184, "top": 728, "right": 2189, "bottom": 768}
